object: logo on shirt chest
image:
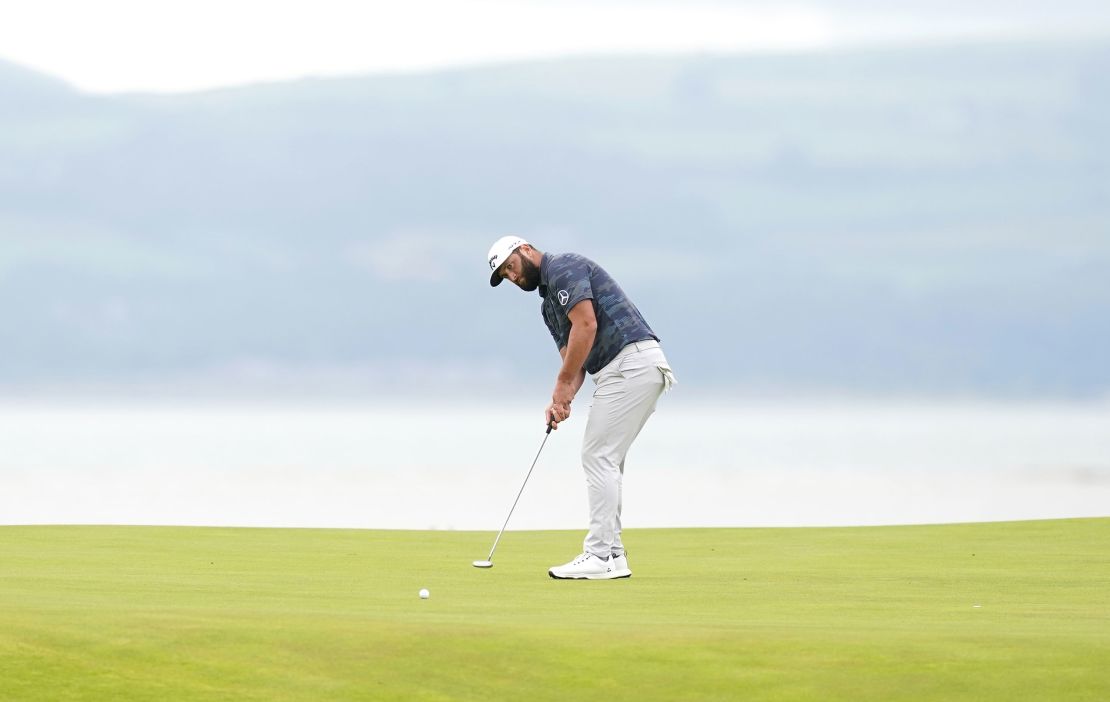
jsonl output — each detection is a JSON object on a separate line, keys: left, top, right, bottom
{"left": 558, "top": 290, "right": 570, "bottom": 306}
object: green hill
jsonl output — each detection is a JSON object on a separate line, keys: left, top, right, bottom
{"left": 2, "top": 43, "right": 1109, "bottom": 397}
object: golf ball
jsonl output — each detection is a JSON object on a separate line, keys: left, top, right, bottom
{"left": 419, "top": 588, "right": 430, "bottom": 599}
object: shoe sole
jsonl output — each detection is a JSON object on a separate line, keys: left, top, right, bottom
{"left": 548, "top": 569, "right": 632, "bottom": 580}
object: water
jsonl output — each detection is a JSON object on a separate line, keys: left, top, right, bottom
{"left": 1, "top": 401, "right": 1107, "bottom": 530}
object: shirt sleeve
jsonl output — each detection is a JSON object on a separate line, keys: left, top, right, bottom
{"left": 549, "top": 258, "right": 594, "bottom": 312}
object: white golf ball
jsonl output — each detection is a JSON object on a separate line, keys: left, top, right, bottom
{"left": 419, "top": 588, "right": 430, "bottom": 599}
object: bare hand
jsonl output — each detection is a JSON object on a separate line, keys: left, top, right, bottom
{"left": 546, "top": 401, "right": 570, "bottom": 429}
{"left": 547, "top": 380, "right": 576, "bottom": 429}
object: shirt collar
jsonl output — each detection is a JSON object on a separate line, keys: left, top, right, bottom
{"left": 538, "top": 254, "right": 551, "bottom": 297}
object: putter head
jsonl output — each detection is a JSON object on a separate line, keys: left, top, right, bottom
{"left": 472, "top": 560, "right": 494, "bottom": 568}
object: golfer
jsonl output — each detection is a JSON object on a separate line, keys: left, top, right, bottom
{"left": 487, "top": 236, "right": 675, "bottom": 580}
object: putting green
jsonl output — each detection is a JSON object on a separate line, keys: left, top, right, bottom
{"left": 1, "top": 519, "right": 1107, "bottom": 701}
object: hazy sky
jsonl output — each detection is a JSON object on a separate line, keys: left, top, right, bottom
{"left": 2, "top": 0, "right": 1109, "bottom": 93}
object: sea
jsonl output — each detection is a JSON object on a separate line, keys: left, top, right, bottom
{"left": 1, "top": 400, "right": 1107, "bottom": 531}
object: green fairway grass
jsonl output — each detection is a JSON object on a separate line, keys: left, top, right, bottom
{"left": 1, "top": 519, "right": 1107, "bottom": 701}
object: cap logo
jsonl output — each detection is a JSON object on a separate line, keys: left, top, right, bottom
{"left": 558, "top": 290, "right": 570, "bottom": 305}
{"left": 489, "top": 255, "right": 498, "bottom": 271}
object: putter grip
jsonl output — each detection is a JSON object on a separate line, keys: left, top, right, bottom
{"left": 546, "top": 422, "right": 553, "bottom": 434}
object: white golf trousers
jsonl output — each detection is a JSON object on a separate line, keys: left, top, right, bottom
{"left": 582, "top": 340, "right": 675, "bottom": 559}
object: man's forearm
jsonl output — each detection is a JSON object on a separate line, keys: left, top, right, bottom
{"left": 548, "top": 300, "right": 598, "bottom": 427}
{"left": 568, "top": 367, "right": 586, "bottom": 394}
{"left": 558, "top": 322, "right": 595, "bottom": 386}
{"left": 557, "top": 347, "right": 588, "bottom": 395}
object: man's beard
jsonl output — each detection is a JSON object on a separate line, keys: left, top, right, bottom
{"left": 517, "top": 255, "right": 541, "bottom": 291}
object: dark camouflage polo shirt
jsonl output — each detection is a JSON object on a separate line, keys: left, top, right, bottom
{"left": 538, "top": 252, "right": 658, "bottom": 374}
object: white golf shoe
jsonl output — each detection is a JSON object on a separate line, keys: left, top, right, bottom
{"left": 548, "top": 552, "right": 621, "bottom": 580}
{"left": 610, "top": 554, "right": 632, "bottom": 579}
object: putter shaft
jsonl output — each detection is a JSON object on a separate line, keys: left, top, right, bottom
{"left": 483, "top": 424, "right": 553, "bottom": 562}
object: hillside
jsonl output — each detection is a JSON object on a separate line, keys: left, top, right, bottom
{"left": 1, "top": 43, "right": 1108, "bottom": 399}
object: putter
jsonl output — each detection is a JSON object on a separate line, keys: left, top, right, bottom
{"left": 473, "top": 423, "right": 554, "bottom": 568}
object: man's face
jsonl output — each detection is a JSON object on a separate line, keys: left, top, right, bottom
{"left": 501, "top": 249, "right": 541, "bottom": 291}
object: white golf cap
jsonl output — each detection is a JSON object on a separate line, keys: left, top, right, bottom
{"left": 487, "top": 235, "right": 529, "bottom": 287}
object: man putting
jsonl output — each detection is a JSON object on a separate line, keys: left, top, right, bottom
{"left": 487, "top": 236, "right": 675, "bottom": 580}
